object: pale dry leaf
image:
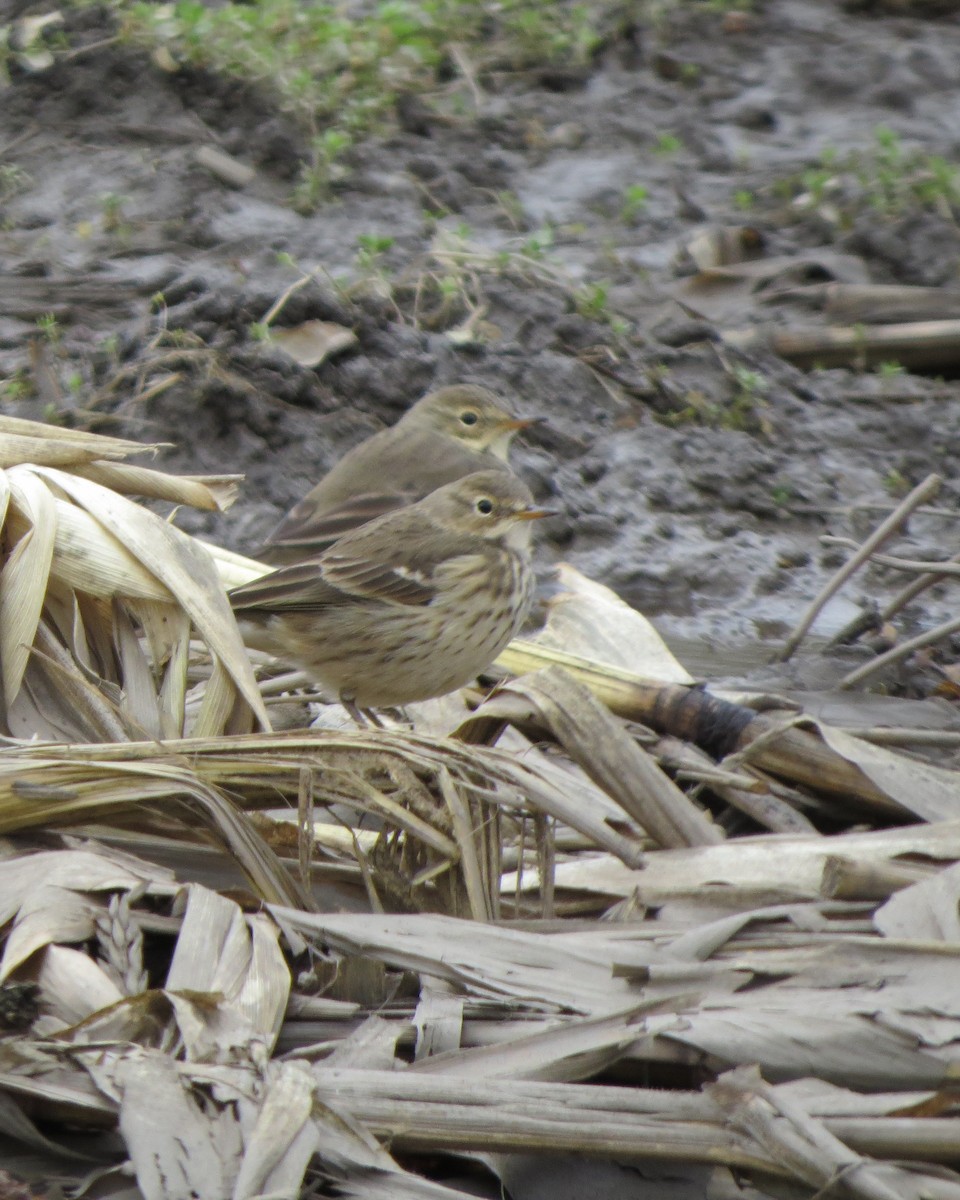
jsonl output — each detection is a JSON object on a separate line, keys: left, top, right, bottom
{"left": 270, "top": 908, "right": 637, "bottom": 1014}
{"left": 205, "top": 539, "right": 271, "bottom": 590}
{"left": 113, "top": 602, "right": 163, "bottom": 740}
{"left": 413, "top": 985, "right": 464, "bottom": 1061}
{"left": 0, "top": 434, "right": 108, "bottom": 470}
{"left": 543, "top": 820, "right": 960, "bottom": 906}
{"left": 1, "top": 886, "right": 105, "bottom": 981}
{"left": 33, "top": 943, "right": 126, "bottom": 1028}
{"left": 324, "top": 1015, "right": 406, "bottom": 1070}
{"left": 71, "top": 461, "right": 243, "bottom": 512}
{"left": 1, "top": 467, "right": 57, "bottom": 707}
{"left": 874, "top": 861, "right": 960, "bottom": 942}
{"left": 45, "top": 498, "right": 173, "bottom": 601}
{"left": 813, "top": 719, "right": 960, "bottom": 823}
{"left": 0, "top": 848, "right": 157, "bottom": 940}
{"left": 192, "top": 657, "right": 246, "bottom": 739}
{"left": 32, "top": 467, "right": 268, "bottom": 730}
{"left": 684, "top": 223, "right": 766, "bottom": 271}
{"left": 232, "top": 1062, "right": 318, "bottom": 1200}
{"left": 115, "top": 1051, "right": 234, "bottom": 1200}
{"left": 0, "top": 414, "right": 164, "bottom": 459}
{"left": 152, "top": 602, "right": 192, "bottom": 738}
{"left": 270, "top": 320, "right": 357, "bottom": 367}
{"left": 0, "top": 472, "right": 9, "bottom": 534}
{"left": 410, "top": 1003, "right": 651, "bottom": 1083}
{"left": 5, "top": 617, "right": 132, "bottom": 743}
{"left": 534, "top": 564, "right": 694, "bottom": 685}
{"left": 0, "top": 845, "right": 173, "bottom": 991}
{"left": 166, "top": 886, "right": 290, "bottom": 1059}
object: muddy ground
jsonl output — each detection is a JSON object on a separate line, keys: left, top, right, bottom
{"left": 4, "top": 0, "right": 960, "bottom": 697}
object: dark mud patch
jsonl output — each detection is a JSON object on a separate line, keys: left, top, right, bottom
{"left": 4, "top": 0, "right": 960, "bottom": 694}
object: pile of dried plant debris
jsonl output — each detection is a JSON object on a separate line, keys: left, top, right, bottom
{"left": 3, "top": 418, "right": 960, "bottom": 1200}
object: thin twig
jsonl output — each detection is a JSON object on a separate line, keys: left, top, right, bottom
{"left": 777, "top": 473, "right": 942, "bottom": 661}
{"left": 298, "top": 766, "right": 314, "bottom": 890}
{"left": 839, "top": 611, "right": 960, "bottom": 690}
{"left": 261, "top": 266, "right": 329, "bottom": 328}
{"left": 819, "top": 537, "right": 960, "bottom": 579}
{"left": 448, "top": 43, "right": 484, "bottom": 109}
{"left": 0, "top": 125, "right": 40, "bottom": 160}
{"left": 881, "top": 549, "right": 960, "bottom": 622}
{"left": 788, "top": 502, "right": 960, "bottom": 519}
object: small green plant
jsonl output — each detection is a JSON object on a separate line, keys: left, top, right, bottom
{"left": 355, "top": 233, "right": 395, "bottom": 270}
{"left": 877, "top": 360, "right": 905, "bottom": 379}
{"left": 770, "top": 484, "right": 794, "bottom": 508}
{"left": 780, "top": 135, "right": 960, "bottom": 222}
{"left": 505, "top": 2, "right": 601, "bottom": 66}
{"left": 100, "top": 192, "right": 131, "bottom": 235}
{"left": 98, "top": 0, "right": 611, "bottom": 206}
{"left": 620, "top": 184, "right": 648, "bottom": 223}
{"left": 0, "top": 372, "right": 29, "bottom": 402}
{"left": 652, "top": 356, "right": 767, "bottom": 430}
{"left": 799, "top": 167, "right": 834, "bottom": 206}
{"left": 0, "top": 162, "right": 30, "bottom": 200}
{"left": 733, "top": 189, "right": 755, "bottom": 211}
{"left": 654, "top": 132, "right": 683, "bottom": 155}
{"left": 662, "top": 391, "right": 717, "bottom": 427}
{"left": 493, "top": 190, "right": 527, "bottom": 230}
{"left": 865, "top": 126, "right": 906, "bottom": 211}
{"left": 294, "top": 128, "right": 352, "bottom": 211}
{"left": 98, "top": 332, "right": 120, "bottom": 359}
{"left": 35, "top": 312, "right": 60, "bottom": 345}
{"left": 912, "top": 154, "right": 959, "bottom": 208}
{"left": 574, "top": 280, "right": 611, "bottom": 321}
{"left": 726, "top": 364, "right": 771, "bottom": 432}
{"left": 519, "top": 226, "right": 554, "bottom": 260}
{"left": 883, "top": 468, "right": 909, "bottom": 496}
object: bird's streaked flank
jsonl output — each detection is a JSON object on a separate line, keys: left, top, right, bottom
{"left": 232, "top": 470, "right": 553, "bottom": 715}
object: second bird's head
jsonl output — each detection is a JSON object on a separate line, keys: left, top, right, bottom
{"left": 401, "top": 385, "right": 542, "bottom": 459}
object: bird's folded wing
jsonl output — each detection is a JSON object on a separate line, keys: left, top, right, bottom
{"left": 317, "top": 515, "right": 491, "bottom": 604}
{"left": 229, "top": 562, "right": 355, "bottom": 613}
{"left": 229, "top": 553, "right": 438, "bottom": 613}
{"left": 259, "top": 491, "right": 415, "bottom": 563}
{"left": 319, "top": 551, "right": 438, "bottom": 605}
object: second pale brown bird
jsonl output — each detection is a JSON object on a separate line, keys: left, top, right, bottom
{"left": 231, "top": 470, "right": 553, "bottom": 716}
{"left": 257, "top": 384, "right": 539, "bottom": 565}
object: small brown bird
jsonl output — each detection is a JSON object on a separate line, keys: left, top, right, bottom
{"left": 231, "top": 470, "right": 553, "bottom": 715}
{"left": 258, "top": 384, "right": 540, "bottom": 565}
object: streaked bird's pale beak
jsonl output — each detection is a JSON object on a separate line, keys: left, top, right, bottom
{"left": 503, "top": 416, "right": 546, "bottom": 432}
{"left": 515, "top": 504, "right": 558, "bottom": 521}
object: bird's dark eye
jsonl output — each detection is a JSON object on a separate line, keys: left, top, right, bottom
{"left": 460, "top": 410, "right": 479, "bottom": 426}
{"left": 476, "top": 497, "right": 494, "bottom": 515}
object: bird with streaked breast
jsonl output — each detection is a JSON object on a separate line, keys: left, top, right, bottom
{"left": 257, "top": 384, "right": 541, "bottom": 565}
{"left": 231, "top": 470, "right": 554, "bottom": 714}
